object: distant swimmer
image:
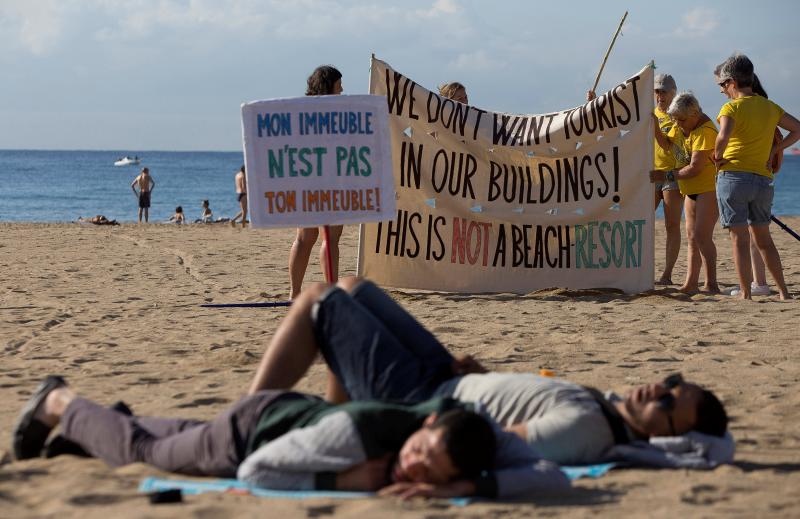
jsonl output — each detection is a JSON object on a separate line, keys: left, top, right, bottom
{"left": 131, "top": 167, "right": 155, "bottom": 223}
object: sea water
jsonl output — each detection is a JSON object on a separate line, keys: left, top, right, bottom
{"left": 0, "top": 150, "right": 245, "bottom": 223}
{"left": 1, "top": 149, "right": 799, "bottom": 223}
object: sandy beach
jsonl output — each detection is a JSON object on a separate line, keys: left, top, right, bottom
{"left": 1, "top": 219, "right": 799, "bottom": 518}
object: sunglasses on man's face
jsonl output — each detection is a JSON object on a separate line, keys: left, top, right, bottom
{"left": 655, "top": 373, "right": 684, "bottom": 436}
{"left": 718, "top": 79, "right": 730, "bottom": 88}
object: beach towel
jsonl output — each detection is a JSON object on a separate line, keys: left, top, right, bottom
{"left": 139, "top": 477, "right": 471, "bottom": 505}
{"left": 602, "top": 431, "right": 735, "bottom": 469}
{"left": 138, "top": 463, "right": 614, "bottom": 504}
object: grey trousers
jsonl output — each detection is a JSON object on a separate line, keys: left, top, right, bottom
{"left": 61, "top": 390, "right": 287, "bottom": 477}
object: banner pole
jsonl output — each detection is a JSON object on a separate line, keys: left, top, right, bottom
{"left": 322, "top": 225, "right": 335, "bottom": 283}
{"left": 771, "top": 215, "right": 800, "bottom": 242}
{"left": 591, "top": 11, "right": 628, "bottom": 93}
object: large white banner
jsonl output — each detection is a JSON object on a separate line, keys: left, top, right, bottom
{"left": 241, "top": 95, "right": 394, "bottom": 228}
{"left": 358, "top": 57, "right": 654, "bottom": 294}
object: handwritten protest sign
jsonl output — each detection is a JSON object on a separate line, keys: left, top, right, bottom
{"left": 358, "top": 57, "right": 655, "bottom": 294}
{"left": 241, "top": 95, "right": 394, "bottom": 228}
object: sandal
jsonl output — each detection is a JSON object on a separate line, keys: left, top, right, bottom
{"left": 12, "top": 375, "right": 67, "bottom": 460}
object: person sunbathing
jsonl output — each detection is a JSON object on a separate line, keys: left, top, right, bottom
{"left": 77, "top": 215, "right": 119, "bottom": 225}
{"left": 247, "top": 277, "right": 730, "bottom": 466}
{"left": 12, "top": 376, "right": 569, "bottom": 499}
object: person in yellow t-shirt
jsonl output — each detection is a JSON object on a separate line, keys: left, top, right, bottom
{"left": 590, "top": 73, "right": 687, "bottom": 286}
{"left": 650, "top": 92, "right": 719, "bottom": 294}
{"left": 722, "top": 74, "right": 785, "bottom": 297}
{"left": 712, "top": 54, "right": 800, "bottom": 300}
{"left": 650, "top": 74, "right": 688, "bottom": 286}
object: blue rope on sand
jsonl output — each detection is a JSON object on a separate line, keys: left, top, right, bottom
{"left": 200, "top": 302, "right": 292, "bottom": 308}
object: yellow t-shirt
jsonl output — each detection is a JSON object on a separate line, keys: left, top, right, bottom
{"left": 678, "top": 120, "right": 717, "bottom": 196}
{"left": 717, "top": 96, "right": 784, "bottom": 178}
{"left": 653, "top": 108, "right": 688, "bottom": 171}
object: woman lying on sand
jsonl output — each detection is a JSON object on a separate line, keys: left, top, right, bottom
{"left": 77, "top": 215, "right": 119, "bottom": 226}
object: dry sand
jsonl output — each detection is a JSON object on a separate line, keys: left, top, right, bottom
{"left": 1, "top": 220, "right": 799, "bottom": 518}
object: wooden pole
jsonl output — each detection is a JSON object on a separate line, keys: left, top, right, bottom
{"left": 322, "top": 225, "right": 334, "bottom": 283}
{"left": 591, "top": 11, "right": 628, "bottom": 93}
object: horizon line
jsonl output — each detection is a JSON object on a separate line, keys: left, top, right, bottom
{"left": 0, "top": 147, "right": 244, "bottom": 154}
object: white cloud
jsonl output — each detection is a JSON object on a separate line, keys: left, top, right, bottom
{"left": 450, "top": 49, "right": 506, "bottom": 72}
{"left": 416, "top": 0, "right": 461, "bottom": 17}
{"left": 0, "top": 0, "right": 66, "bottom": 55}
{"left": 673, "top": 7, "right": 719, "bottom": 38}
{"left": 1, "top": 0, "right": 472, "bottom": 52}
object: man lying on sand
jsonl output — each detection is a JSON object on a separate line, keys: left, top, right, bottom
{"left": 248, "top": 277, "right": 730, "bottom": 466}
{"left": 12, "top": 376, "right": 568, "bottom": 499}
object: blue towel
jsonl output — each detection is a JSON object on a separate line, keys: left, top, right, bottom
{"left": 560, "top": 462, "right": 616, "bottom": 479}
{"left": 139, "top": 477, "right": 471, "bottom": 505}
{"left": 138, "top": 464, "right": 614, "bottom": 504}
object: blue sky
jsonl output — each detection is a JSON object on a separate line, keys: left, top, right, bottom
{"left": 1, "top": 0, "right": 797, "bottom": 151}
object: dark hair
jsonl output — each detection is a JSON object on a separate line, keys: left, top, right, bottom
{"left": 432, "top": 409, "right": 495, "bottom": 479}
{"left": 240, "top": 165, "right": 246, "bottom": 173}
{"left": 175, "top": 206, "right": 183, "bottom": 213}
{"left": 202, "top": 199, "right": 209, "bottom": 206}
{"left": 751, "top": 74, "right": 768, "bottom": 98}
{"left": 693, "top": 389, "right": 728, "bottom": 437}
{"left": 306, "top": 65, "right": 342, "bottom": 96}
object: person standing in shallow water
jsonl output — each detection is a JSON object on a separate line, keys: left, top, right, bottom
{"left": 288, "top": 65, "right": 344, "bottom": 300}
{"left": 131, "top": 167, "right": 155, "bottom": 223}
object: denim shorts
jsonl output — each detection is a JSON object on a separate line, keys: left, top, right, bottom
{"left": 716, "top": 171, "right": 773, "bottom": 228}
{"left": 654, "top": 173, "right": 679, "bottom": 192}
{"left": 311, "top": 282, "right": 454, "bottom": 402}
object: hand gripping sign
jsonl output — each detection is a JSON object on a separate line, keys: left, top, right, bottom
{"left": 241, "top": 95, "right": 394, "bottom": 229}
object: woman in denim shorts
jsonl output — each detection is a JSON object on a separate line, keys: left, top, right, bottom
{"left": 713, "top": 54, "right": 800, "bottom": 300}
{"left": 650, "top": 74, "right": 687, "bottom": 286}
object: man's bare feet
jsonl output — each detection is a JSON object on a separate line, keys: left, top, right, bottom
{"left": 655, "top": 277, "right": 673, "bottom": 286}
{"left": 678, "top": 284, "right": 699, "bottom": 294}
{"left": 703, "top": 283, "right": 721, "bottom": 294}
{"left": 778, "top": 291, "right": 792, "bottom": 301}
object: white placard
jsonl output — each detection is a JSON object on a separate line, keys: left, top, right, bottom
{"left": 241, "top": 95, "right": 394, "bottom": 228}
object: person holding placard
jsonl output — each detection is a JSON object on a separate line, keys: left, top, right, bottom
{"left": 590, "top": 76, "right": 687, "bottom": 286}
{"left": 289, "top": 65, "right": 345, "bottom": 299}
{"left": 712, "top": 54, "right": 800, "bottom": 300}
{"left": 650, "top": 92, "right": 719, "bottom": 294}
